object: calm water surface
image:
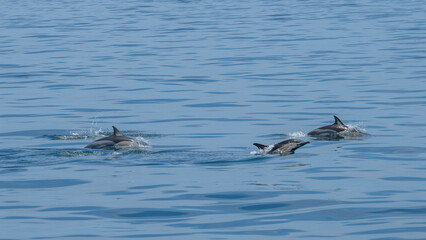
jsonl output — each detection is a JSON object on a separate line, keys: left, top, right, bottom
{"left": 1, "top": 1, "right": 425, "bottom": 239}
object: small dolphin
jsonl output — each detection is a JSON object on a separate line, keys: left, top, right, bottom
{"left": 253, "top": 139, "right": 309, "bottom": 155}
{"left": 307, "top": 115, "right": 348, "bottom": 138}
{"left": 85, "top": 126, "right": 135, "bottom": 149}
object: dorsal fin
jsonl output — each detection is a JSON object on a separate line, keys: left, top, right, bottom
{"left": 333, "top": 115, "right": 345, "bottom": 126}
{"left": 253, "top": 143, "right": 268, "bottom": 150}
{"left": 112, "top": 126, "right": 123, "bottom": 136}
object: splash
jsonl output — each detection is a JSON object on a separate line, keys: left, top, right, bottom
{"left": 285, "top": 131, "right": 306, "bottom": 138}
{"left": 86, "top": 126, "right": 107, "bottom": 138}
{"left": 250, "top": 145, "right": 273, "bottom": 155}
{"left": 47, "top": 133, "right": 87, "bottom": 140}
{"left": 341, "top": 123, "right": 367, "bottom": 137}
{"left": 47, "top": 127, "right": 107, "bottom": 140}
{"left": 250, "top": 150, "right": 260, "bottom": 155}
{"left": 134, "top": 137, "right": 150, "bottom": 147}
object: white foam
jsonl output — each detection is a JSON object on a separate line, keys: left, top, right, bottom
{"left": 61, "top": 127, "right": 106, "bottom": 140}
{"left": 285, "top": 131, "right": 306, "bottom": 138}
{"left": 52, "top": 130, "right": 103, "bottom": 140}
{"left": 87, "top": 126, "right": 107, "bottom": 137}
{"left": 251, "top": 145, "right": 273, "bottom": 155}
{"left": 342, "top": 123, "right": 367, "bottom": 137}
{"left": 134, "top": 137, "right": 151, "bottom": 148}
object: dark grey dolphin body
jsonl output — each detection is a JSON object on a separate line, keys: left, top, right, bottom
{"left": 85, "top": 126, "right": 135, "bottom": 149}
{"left": 307, "top": 115, "right": 348, "bottom": 138}
{"left": 253, "top": 139, "right": 309, "bottom": 155}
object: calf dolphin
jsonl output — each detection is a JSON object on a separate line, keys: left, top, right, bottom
{"left": 85, "top": 126, "right": 136, "bottom": 149}
{"left": 253, "top": 139, "right": 309, "bottom": 155}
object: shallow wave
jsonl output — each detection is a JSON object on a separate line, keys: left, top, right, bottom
{"left": 56, "top": 150, "right": 111, "bottom": 157}
{"left": 0, "top": 147, "right": 153, "bottom": 168}
{"left": 0, "top": 147, "right": 269, "bottom": 168}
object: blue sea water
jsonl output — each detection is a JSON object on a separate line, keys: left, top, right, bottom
{"left": 1, "top": 0, "right": 426, "bottom": 239}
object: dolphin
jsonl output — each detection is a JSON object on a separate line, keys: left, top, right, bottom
{"left": 307, "top": 115, "right": 350, "bottom": 138}
{"left": 85, "top": 126, "right": 135, "bottom": 149}
{"left": 253, "top": 139, "right": 309, "bottom": 155}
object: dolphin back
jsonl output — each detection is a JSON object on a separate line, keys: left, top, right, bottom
{"left": 308, "top": 115, "right": 348, "bottom": 137}
{"left": 85, "top": 126, "right": 135, "bottom": 149}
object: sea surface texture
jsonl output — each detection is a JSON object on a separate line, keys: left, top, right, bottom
{"left": 1, "top": 1, "right": 425, "bottom": 239}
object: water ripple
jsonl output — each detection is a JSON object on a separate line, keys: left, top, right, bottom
{"left": 0, "top": 179, "right": 89, "bottom": 189}
{"left": 1, "top": 0, "right": 425, "bottom": 239}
